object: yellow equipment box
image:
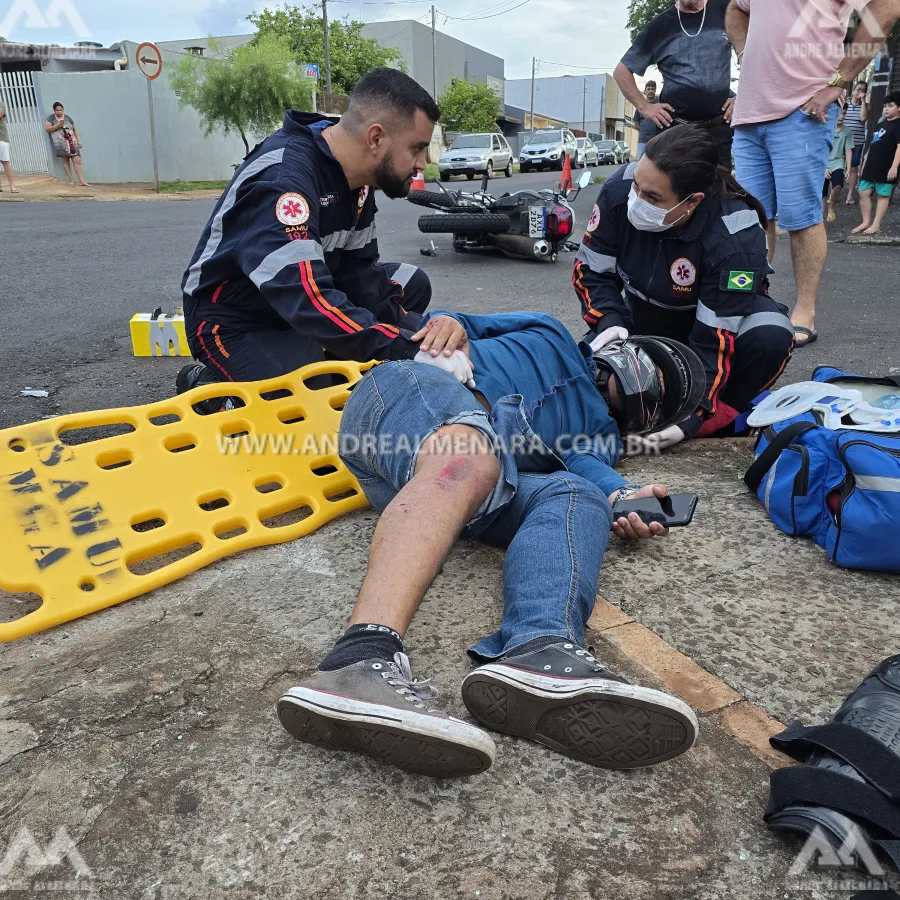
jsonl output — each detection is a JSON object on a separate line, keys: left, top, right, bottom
{"left": 0, "top": 361, "right": 373, "bottom": 642}
{"left": 131, "top": 307, "right": 191, "bottom": 357}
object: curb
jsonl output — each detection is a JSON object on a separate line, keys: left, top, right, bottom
{"left": 588, "top": 597, "right": 796, "bottom": 770}
{"left": 840, "top": 234, "right": 900, "bottom": 246}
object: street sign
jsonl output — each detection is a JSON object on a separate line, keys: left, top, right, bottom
{"left": 135, "top": 42, "right": 163, "bottom": 81}
{"left": 302, "top": 64, "right": 320, "bottom": 79}
{"left": 135, "top": 42, "right": 163, "bottom": 193}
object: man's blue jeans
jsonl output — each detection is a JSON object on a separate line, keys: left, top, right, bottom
{"left": 339, "top": 362, "right": 614, "bottom": 661}
{"left": 734, "top": 105, "right": 839, "bottom": 232}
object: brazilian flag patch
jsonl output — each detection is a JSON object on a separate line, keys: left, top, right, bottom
{"left": 726, "top": 270, "right": 755, "bottom": 292}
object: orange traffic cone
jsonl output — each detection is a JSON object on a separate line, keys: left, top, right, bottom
{"left": 559, "top": 154, "right": 572, "bottom": 193}
{"left": 411, "top": 170, "right": 425, "bottom": 191}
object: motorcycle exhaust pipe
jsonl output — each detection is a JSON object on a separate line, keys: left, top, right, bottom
{"left": 492, "top": 234, "right": 554, "bottom": 261}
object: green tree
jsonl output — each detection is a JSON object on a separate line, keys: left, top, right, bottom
{"left": 249, "top": 4, "right": 403, "bottom": 95}
{"left": 437, "top": 77, "right": 502, "bottom": 134}
{"left": 626, "top": 0, "right": 673, "bottom": 42}
{"left": 170, "top": 35, "right": 314, "bottom": 155}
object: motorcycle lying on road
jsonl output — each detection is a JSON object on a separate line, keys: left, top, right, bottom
{"left": 408, "top": 169, "right": 593, "bottom": 263}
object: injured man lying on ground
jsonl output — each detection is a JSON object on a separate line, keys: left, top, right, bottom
{"left": 277, "top": 310, "right": 707, "bottom": 777}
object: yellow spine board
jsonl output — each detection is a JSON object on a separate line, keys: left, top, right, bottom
{"left": 0, "top": 361, "right": 373, "bottom": 641}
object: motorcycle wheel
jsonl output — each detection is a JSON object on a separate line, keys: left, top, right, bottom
{"left": 408, "top": 189, "right": 458, "bottom": 209}
{"left": 418, "top": 213, "right": 511, "bottom": 235}
{"left": 504, "top": 160, "right": 513, "bottom": 177}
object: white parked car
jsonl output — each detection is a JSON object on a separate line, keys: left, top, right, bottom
{"left": 575, "top": 137, "right": 599, "bottom": 168}
{"left": 519, "top": 129, "right": 578, "bottom": 173}
{"left": 439, "top": 133, "right": 513, "bottom": 181}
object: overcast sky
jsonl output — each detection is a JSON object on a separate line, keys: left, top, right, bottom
{"left": 2, "top": 0, "right": 636, "bottom": 81}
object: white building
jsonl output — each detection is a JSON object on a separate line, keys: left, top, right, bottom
{"left": 505, "top": 74, "right": 606, "bottom": 136}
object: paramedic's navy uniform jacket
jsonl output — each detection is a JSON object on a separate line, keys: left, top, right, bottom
{"left": 572, "top": 162, "right": 794, "bottom": 437}
{"left": 181, "top": 111, "right": 423, "bottom": 367}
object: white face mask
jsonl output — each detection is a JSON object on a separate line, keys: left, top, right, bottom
{"left": 627, "top": 184, "right": 693, "bottom": 233}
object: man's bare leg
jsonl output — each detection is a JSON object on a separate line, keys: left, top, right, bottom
{"left": 766, "top": 219, "right": 777, "bottom": 263}
{"left": 347, "top": 424, "right": 500, "bottom": 636}
{"left": 277, "top": 422, "right": 501, "bottom": 777}
{"left": 788, "top": 223, "right": 827, "bottom": 335}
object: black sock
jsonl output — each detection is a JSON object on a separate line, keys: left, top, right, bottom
{"left": 502, "top": 635, "right": 569, "bottom": 659}
{"left": 318, "top": 623, "right": 404, "bottom": 672}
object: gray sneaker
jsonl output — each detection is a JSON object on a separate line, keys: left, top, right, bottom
{"left": 277, "top": 652, "right": 496, "bottom": 777}
{"left": 461, "top": 641, "right": 698, "bottom": 769}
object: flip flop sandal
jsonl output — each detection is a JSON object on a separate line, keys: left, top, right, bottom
{"left": 792, "top": 326, "right": 819, "bottom": 349}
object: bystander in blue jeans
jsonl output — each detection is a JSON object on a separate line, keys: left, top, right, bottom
{"left": 733, "top": 105, "right": 839, "bottom": 231}
{"left": 339, "top": 361, "right": 617, "bottom": 662}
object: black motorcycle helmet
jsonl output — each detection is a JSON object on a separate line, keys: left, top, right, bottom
{"left": 593, "top": 336, "right": 706, "bottom": 435}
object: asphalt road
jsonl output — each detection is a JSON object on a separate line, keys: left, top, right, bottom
{"left": 1, "top": 166, "right": 898, "bottom": 431}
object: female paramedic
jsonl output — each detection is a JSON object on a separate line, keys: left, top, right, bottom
{"left": 572, "top": 124, "right": 794, "bottom": 449}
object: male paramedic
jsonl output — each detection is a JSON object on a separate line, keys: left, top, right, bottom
{"left": 177, "top": 67, "right": 451, "bottom": 396}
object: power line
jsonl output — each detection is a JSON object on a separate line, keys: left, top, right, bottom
{"left": 449, "top": 0, "right": 523, "bottom": 15}
{"left": 442, "top": 0, "right": 533, "bottom": 21}
{"left": 537, "top": 59, "right": 618, "bottom": 71}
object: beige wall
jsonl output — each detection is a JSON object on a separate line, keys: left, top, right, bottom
{"left": 604, "top": 74, "right": 638, "bottom": 148}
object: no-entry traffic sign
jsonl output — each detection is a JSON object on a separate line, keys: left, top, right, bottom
{"left": 135, "top": 42, "right": 163, "bottom": 80}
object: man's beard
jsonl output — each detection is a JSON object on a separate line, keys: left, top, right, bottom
{"left": 374, "top": 150, "right": 415, "bottom": 199}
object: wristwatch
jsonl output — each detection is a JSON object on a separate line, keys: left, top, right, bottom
{"left": 827, "top": 71, "right": 851, "bottom": 90}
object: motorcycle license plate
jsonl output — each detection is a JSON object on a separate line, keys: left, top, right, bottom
{"left": 528, "top": 206, "right": 546, "bottom": 238}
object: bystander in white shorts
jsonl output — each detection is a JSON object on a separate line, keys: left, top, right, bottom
{"left": 0, "top": 141, "right": 10, "bottom": 163}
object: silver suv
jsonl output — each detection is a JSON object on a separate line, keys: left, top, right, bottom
{"left": 439, "top": 133, "right": 513, "bottom": 181}
{"left": 519, "top": 129, "right": 578, "bottom": 173}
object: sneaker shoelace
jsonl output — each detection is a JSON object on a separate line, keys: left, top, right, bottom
{"left": 568, "top": 644, "right": 628, "bottom": 680}
{"left": 381, "top": 652, "right": 439, "bottom": 710}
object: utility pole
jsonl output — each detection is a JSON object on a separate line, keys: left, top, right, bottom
{"left": 582, "top": 78, "right": 587, "bottom": 133}
{"left": 529, "top": 56, "right": 536, "bottom": 132}
{"left": 322, "top": 0, "right": 333, "bottom": 99}
{"left": 431, "top": 5, "right": 437, "bottom": 98}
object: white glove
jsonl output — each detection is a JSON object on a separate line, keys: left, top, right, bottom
{"left": 414, "top": 350, "right": 476, "bottom": 389}
{"left": 627, "top": 424, "right": 686, "bottom": 456}
{"left": 590, "top": 326, "right": 629, "bottom": 353}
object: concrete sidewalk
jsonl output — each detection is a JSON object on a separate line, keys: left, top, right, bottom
{"left": 1, "top": 438, "right": 898, "bottom": 899}
{"left": 0, "top": 175, "right": 223, "bottom": 203}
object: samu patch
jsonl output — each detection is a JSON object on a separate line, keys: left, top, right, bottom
{"left": 276, "top": 193, "right": 310, "bottom": 226}
{"left": 722, "top": 269, "right": 756, "bottom": 292}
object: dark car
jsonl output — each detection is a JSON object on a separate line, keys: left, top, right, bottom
{"left": 594, "top": 140, "right": 620, "bottom": 165}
